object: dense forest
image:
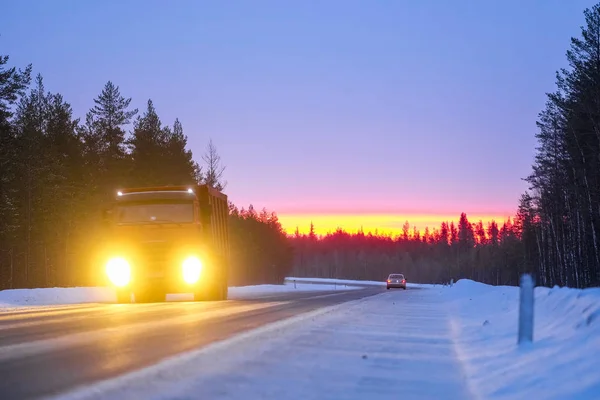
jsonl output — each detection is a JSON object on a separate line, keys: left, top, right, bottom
{"left": 0, "top": 59, "right": 290, "bottom": 289}
{"left": 2, "top": 3, "right": 600, "bottom": 290}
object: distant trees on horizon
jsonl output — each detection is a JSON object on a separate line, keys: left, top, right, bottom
{"left": 288, "top": 213, "right": 524, "bottom": 286}
{"left": 288, "top": 215, "right": 511, "bottom": 243}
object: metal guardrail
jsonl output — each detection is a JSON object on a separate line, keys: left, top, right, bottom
{"left": 283, "top": 277, "right": 385, "bottom": 289}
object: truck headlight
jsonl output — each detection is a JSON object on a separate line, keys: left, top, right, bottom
{"left": 106, "top": 257, "right": 131, "bottom": 287}
{"left": 182, "top": 256, "right": 202, "bottom": 284}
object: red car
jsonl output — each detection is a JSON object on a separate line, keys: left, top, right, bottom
{"left": 386, "top": 273, "right": 406, "bottom": 290}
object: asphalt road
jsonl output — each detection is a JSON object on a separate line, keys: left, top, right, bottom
{"left": 0, "top": 287, "right": 383, "bottom": 400}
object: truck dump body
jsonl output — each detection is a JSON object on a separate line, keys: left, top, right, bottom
{"left": 100, "top": 184, "right": 230, "bottom": 302}
{"left": 197, "top": 185, "right": 229, "bottom": 269}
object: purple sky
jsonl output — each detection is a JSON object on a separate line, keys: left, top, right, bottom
{"left": 1, "top": 0, "right": 596, "bottom": 218}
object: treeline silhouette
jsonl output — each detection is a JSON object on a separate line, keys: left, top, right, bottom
{"left": 0, "top": 56, "right": 291, "bottom": 289}
{"left": 289, "top": 214, "right": 524, "bottom": 286}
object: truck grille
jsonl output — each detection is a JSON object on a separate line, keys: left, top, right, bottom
{"left": 138, "top": 241, "right": 172, "bottom": 276}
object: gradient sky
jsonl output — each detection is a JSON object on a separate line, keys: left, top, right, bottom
{"left": 1, "top": 0, "right": 596, "bottom": 234}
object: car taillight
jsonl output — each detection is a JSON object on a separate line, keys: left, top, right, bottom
{"left": 402, "top": 280, "right": 406, "bottom": 283}
{"left": 387, "top": 280, "right": 391, "bottom": 283}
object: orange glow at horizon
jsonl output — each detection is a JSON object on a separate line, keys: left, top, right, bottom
{"left": 277, "top": 213, "right": 513, "bottom": 236}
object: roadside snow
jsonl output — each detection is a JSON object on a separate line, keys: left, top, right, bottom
{"left": 0, "top": 280, "right": 363, "bottom": 308}
{"left": 0, "top": 287, "right": 116, "bottom": 309}
{"left": 445, "top": 279, "right": 600, "bottom": 400}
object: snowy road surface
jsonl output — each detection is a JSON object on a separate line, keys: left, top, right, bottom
{"left": 43, "top": 285, "right": 471, "bottom": 400}
{"left": 0, "top": 287, "right": 380, "bottom": 400}
{"left": 75, "top": 285, "right": 470, "bottom": 400}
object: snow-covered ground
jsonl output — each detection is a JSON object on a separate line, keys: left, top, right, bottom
{"left": 0, "top": 280, "right": 365, "bottom": 308}
{"left": 52, "top": 278, "right": 600, "bottom": 400}
{"left": 446, "top": 279, "right": 600, "bottom": 399}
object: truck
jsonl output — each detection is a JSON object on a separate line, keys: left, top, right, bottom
{"left": 98, "top": 184, "right": 230, "bottom": 303}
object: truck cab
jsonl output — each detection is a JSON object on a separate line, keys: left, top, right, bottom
{"left": 99, "top": 185, "right": 229, "bottom": 303}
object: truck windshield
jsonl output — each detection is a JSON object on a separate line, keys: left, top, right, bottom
{"left": 116, "top": 201, "right": 194, "bottom": 224}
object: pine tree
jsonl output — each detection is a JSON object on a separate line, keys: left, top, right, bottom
{"left": 402, "top": 221, "right": 410, "bottom": 241}
{"left": 308, "top": 222, "right": 317, "bottom": 240}
{"left": 449, "top": 221, "right": 458, "bottom": 245}
{"left": 42, "top": 92, "right": 82, "bottom": 286}
{"left": 487, "top": 221, "right": 499, "bottom": 246}
{"left": 87, "top": 81, "right": 138, "bottom": 158}
{"left": 458, "top": 213, "right": 475, "bottom": 248}
{"left": 0, "top": 54, "right": 32, "bottom": 123}
{"left": 12, "top": 74, "right": 50, "bottom": 286}
{"left": 128, "top": 99, "right": 168, "bottom": 186}
{"left": 164, "top": 118, "right": 201, "bottom": 184}
{"left": 81, "top": 81, "right": 137, "bottom": 196}
{"left": 439, "top": 222, "right": 449, "bottom": 245}
{"left": 0, "top": 53, "right": 31, "bottom": 288}
{"left": 474, "top": 220, "right": 486, "bottom": 245}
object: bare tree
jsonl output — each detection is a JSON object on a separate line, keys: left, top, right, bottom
{"left": 202, "top": 138, "right": 227, "bottom": 190}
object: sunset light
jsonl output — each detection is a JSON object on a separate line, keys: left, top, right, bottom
{"left": 277, "top": 213, "right": 513, "bottom": 236}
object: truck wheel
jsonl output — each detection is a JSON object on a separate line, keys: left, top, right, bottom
{"left": 222, "top": 283, "right": 229, "bottom": 300}
{"left": 215, "top": 282, "right": 228, "bottom": 300}
{"left": 211, "top": 283, "right": 226, "bottom": 301}
{"left": 135, "top": 290, "right": 165, "bottom": 303}
{"left": 193, "top": 290, "right": 206, "bottom": 301}
{"left": 116, "top": 289, "right": 131, "bottom": 303}
{"left": 196, "top": 283, "right": 226, "bottom": 301}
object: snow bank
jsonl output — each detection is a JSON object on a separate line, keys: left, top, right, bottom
{"left": 0, "top": 287, "right": 116, "bottom": 308}
{"left": 0, "top": 281, "right": 363, "bottom": 308}
{"left": 445, "top": 279, "right": 600, "bottom": 400}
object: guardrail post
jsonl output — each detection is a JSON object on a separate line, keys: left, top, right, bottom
{"left": 518, "top": 273, "right": 534, "bottom": 345}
